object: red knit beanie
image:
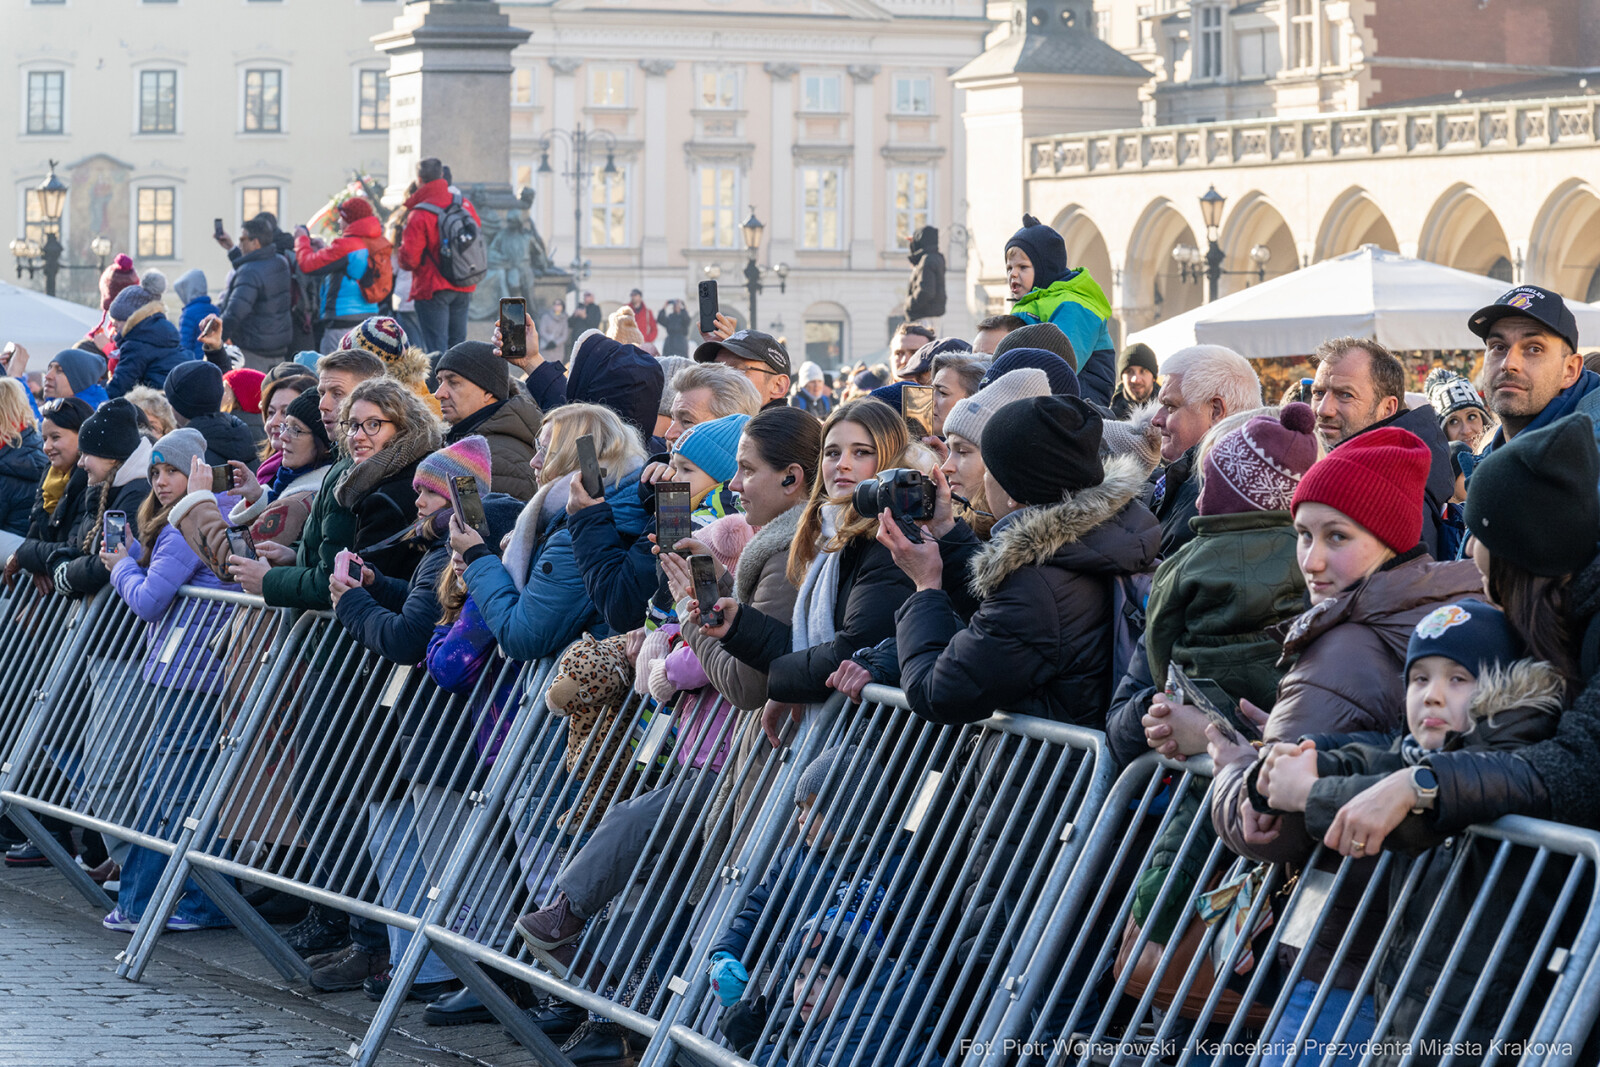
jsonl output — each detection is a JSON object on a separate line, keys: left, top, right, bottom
{"left": 338, "top": 197, "right": 375, "bottom": 224}
{"left": 100, "top": 253, "right": 139, "bottom": 311}
{"left": 223, "top": 368, "right": 266, "bottom": 415}
{"left": 1291, "top": 426, "right": 1430, "bottom": 553}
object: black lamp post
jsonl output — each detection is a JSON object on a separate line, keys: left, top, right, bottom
{"left": 537, "top": 129, "right": 617, "bottom": 285}
{"left": 1172, "top": 185, "right": 1271, "bottom": 302}
{"left": 10, "top": 161, "right": 112, "bottom": 299}
{"left": 738, "top": 207, "right": 787, "bottom": 331}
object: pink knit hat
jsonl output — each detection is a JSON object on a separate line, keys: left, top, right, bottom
{"left": 414, "top": 434, "right": 492, "bottom": 499}
{"left": 1198, "top": 402, "right": 1319, "bottom": 516}
{"left": 697, "top": 513, "right": 754, "bottom": 575}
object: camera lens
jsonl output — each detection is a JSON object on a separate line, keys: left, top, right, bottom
{"left": 852, "top": 478, "right": 885, "bottom": 517}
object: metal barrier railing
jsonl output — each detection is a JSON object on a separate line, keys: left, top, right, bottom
{"left": 0, "top": 579, "right": 99, "bottom": 784}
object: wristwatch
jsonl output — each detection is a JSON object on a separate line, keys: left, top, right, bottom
{"left": 1410, "top": 766, "right": 1438, "bottom": 814}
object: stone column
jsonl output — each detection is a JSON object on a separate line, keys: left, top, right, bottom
{"left": 547, "top": 56, "right": 583, "bottom": 278}
{"left": 765, "top": 63, "right": 799, "bottom": 266}
{"left": 639, "top": 59, "right": 675, "bottom": 268}
{"left": 847, "top": 64, "right": 879, "bottom": 271}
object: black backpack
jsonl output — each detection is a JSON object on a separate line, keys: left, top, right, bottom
{"left": 415, "top": 194, "right": 487, "bottom": 288}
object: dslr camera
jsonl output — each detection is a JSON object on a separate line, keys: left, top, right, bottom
{"left": 852, "top": 468, "right": 936, "bottom": 542}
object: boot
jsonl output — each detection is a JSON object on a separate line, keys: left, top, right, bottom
{"left": 283, "top": 902, "right": 351, "bottom": 957}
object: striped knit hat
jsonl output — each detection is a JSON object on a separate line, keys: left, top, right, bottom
{"left": 1199, "top": 402, "right": 1318, "bottom": 516}
{"left": 341, "top": 316, "right": 408, "bottom": 363}
{"left": 414, "top": 434, "right": 492, "bottom": 500}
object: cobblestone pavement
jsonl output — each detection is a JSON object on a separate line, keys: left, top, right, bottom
{"left": 0, "top": 864, "right": 530, "bottom": 1067}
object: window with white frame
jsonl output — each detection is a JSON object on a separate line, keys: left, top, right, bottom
{"left": 512, "top": 67, "right": 534, "bottom": 106}
{"left": 136, "top": 187, "right": 176, "bottom": 259}
{"left": 243, "top": 69, "right": 283, "bottom": 132}
{"left": 1198, "top": 6, "right": 1223, "bottom": 79}
{"left": 801, "top": 74, "right": 841, "bottom": 113}
{"left": 26, "top": 71, "right": 65, "bottom": 135}
{"left": 695, "top": 166, "right": 739, "bottom": 249}
{"left": 1288, "top": 0, "right": 1315, "bottom": 69}
{"left": 241, "top": 187, "right": 279, "bottom": 225}
{"left": 590, "top": 67, "right": 627, "bottom": 108}
{"left": 138, "top": 70, "right": 176, "bottom": 133}
{"left": 1325, "top": 7, "right": 1343, "bottom": 65}
{"left": 1095, "top": 9, "right": 1111, "bottom": 40}
{"left": 358, "top": 70, "right": 389, "bottom": 132}
{"left": 891, "top": 168, "right": 932, "bottom": 250}
{"left": 892, "top": 76, "right": 931, "bottom": 115}
{"left": 699, "top": 69, "right": 739, "bottom": 110}
{"left": 587, "top": 163, "right": 628, "bottom": 248}
{"left": 799, "top": 167, "right": 842, "bottom": 250}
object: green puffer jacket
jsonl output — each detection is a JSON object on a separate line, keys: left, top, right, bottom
{"left": 261, "top": 455, "right": 357, "bottom": 611}
{"left": 1143, "top": 510, "right": 1306, "bottom": 712}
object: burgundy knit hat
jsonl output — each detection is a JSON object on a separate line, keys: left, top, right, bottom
{"left": 99, "top": 253, "right": 139, "bottom": 311}
{"left": 338, "top": 197, "right": 376, "bottom": 224}
{"left": 1291, "top": 425, "right": 1431, "bottom": 553}
{"left": 1199, "top": 402, "right": 1319, "bottom": 516}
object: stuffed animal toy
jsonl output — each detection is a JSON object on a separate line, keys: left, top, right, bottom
{"left": 545, "top": 633, "right": 643, "bottom": 830}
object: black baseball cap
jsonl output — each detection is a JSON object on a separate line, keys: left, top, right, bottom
{"left": 1468, "top": 285, "right": 1579, "bottom": 352}
{"left": 693, "top": 329, "right": 792, "bottom": 376}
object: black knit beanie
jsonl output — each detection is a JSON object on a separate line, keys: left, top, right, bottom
{"left": 39, "top": 396, "right": 94, "bottom": 433}
{"left": 164, "top": 359, "right": 225, "bottom": 419}
{"left": 78, "top": 398, "right": 143, "bottom": 461}
{"left": 1116, "top": 343, "right": 1159, "bottom": 379}
{"left": 981, "top": 395, "right": 1105, "bottom": 507}
{"left": 436, "top": 341, "right": 510, "bottom": 403}
{"left": 1465, "top": 414, "right": 1600, "bottom": 577}
{"left": 284, "top": 389, "right": 333, "bottom": 454}
{"left": 1004, "top": 214, "right": 1068, "bottom": 290}
{"left": 996, "top": 322, "right": 1078, "bottom": 371}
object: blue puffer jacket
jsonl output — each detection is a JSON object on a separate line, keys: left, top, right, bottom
{"left": 295, "top": 216, "right": 389, "bottom": 322}
{"left": 0, "top": 428, "right": 48, "bottom": 537}
{"left": 173, "top": 269, "right": 217, "bottom": 361}
{"left": 463, "top": 466, "right": 646, "bottom": 664}
{"left": 108, "top": 305, "right": 191, "bottom": 399}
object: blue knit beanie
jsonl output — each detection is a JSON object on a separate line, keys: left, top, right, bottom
{"left": 868, "top": 382, "right": 905, "bottom": 410}
{"left": 673, "top": 412, "right": 750, "bottom": 485}
{"left": 293, "top": 350, "right": 322, "bottom": 371}
{"left": 164, "top": 359, "right": 225, "bottom": 419}
{"left": 979, "top": 348, "right": 1079, "bottom": 398}
{"left": 50, "top": 348, "right": 107, "bottom": 396}
{"left": 1405, "top": 599, "right": 1520, "bottom": 678}
{"left": 1004, "top": 214, "right": 1068, "bottom": 290}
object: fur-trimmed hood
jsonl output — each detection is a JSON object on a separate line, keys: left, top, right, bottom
{"left": 736, "top": 504, "right": 802, "bottom": 603}
{"left": 1448, "top": 658, "right": 1566, "bottom": 752}
{"left": 967, "top": 453, "right": 1160, "bottom": 601}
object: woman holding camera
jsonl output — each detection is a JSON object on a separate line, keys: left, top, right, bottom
{"left": 713, "top": 398, "right": 917, "bottom": 739}
{"left": 881, "top": 395, "right": 1161, "bottom": 727}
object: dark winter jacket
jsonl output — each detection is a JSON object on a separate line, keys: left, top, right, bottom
{"left": 261, "top": 455, "right": 353, "bottom": 610}
{"left": 445, "top": 390, "right": 542, "bottom": 501}
{"left": 109, "top": 304, "right": 191, "bottom": 400}
{"left": 791, "top": 391, "right": 834, "bottom": 419}
{"left": 399, "top": 179, "right": 481, "bottom": 301}
{"left": 894, "top": 454, "right": 1161, "bottom": 727}
{"left": 721, "top": 533, "right": 916, "bottom": 706}
{"left": 0, "top": 429, "right": 49, "bottom": 537}
{"left": 186, "top": 411, "right": 259, "bottom": 467}
{"left": 1152, "top": 445, "right": 1201, "bottom": 558}
{"left": 219, "top": 243, "right": 294, "bottom": 355}
{"left": 1143, "top": 509, "right": 1305, "bottom": 713}
{"left": 904, "top": 226, "right": 946, "bottom": 321}
{"left": 567, "top": 493, "right": 660, "bottom": 637}
{"left": 15, "top": 466, "right": 88, "bottom": 575}
{"left": 50, "top": 439, "right": 153, "bottom": 599}
{"left": 174, "top": 271, "right": 216, "bottom": 362}
{"left": 296, "top": 215, "right": 392, "bottom": 324}
{"left": 523, "top": 361, "right": 568, "bottom": 412}
{"left": 1341, "top": 403, "right": 1455, "bottom": 558}
{"left": 659, "top": 305, "right": 692, "bottom": 359}
{"left": 566, "top": 329, "right": 665, "bottom": 445}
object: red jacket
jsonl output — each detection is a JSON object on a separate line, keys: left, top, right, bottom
{"left": 295, "top": 216, "right": 393, "bottom": 319}
{"left": 399, "top": 179, "right": 481, "bottom": 301}
{"left": 630, "top": 302, "right": 658, "bottom": 343}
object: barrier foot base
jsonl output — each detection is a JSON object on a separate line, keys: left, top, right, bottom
{"left": 179, "top": 863, "right": 311, "bottom": 983}
{"left": 3, "top": 803, "right": 113, "bottom": 912}
{"left": 394, "top": 940, "right": 577, "bottom": 1067}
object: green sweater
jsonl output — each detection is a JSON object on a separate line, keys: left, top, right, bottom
{"left": 261, "top": 455, "right": 355, "bottom": 611}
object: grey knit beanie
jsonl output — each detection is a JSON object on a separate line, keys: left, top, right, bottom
{"left": 942, "top": 368, "right": 1050, "bottom": 444}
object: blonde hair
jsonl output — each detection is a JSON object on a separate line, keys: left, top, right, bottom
{"left": 124, "top": 386, "right": 177, "bottom": 440}
{"left": 437, "top": 560, "right": 467, "bottom": 626}
{"left": 0, "top": 378, "right": 36, "bottom": 448}
{"left": 788, "top": 398, "right": 912, "bottom": 586}
{"left": 338, "top": 376, "right": 439, "bottom": 451}
{"left": 540, "top": 403, "right": 647, "bottom": 490}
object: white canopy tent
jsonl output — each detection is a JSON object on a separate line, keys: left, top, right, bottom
{"left": 1126, "top": 245, "right": 1600, "bottom": 362}
{"left": 0, "top": 280, "right": 102, "bottom": 358}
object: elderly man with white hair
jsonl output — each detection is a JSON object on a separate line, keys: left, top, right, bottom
{"left": 1148, "top": 344, "right": 1263, "bottom": 555}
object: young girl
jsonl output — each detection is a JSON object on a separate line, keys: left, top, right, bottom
{"left": 667, "top": 413, "right": 749, "bottom": 524}
{"left": 52, "top": 398, "right": 151, "bottom": 599}
{"left": 99, "top": 427, "right": 238, "bottom": 933}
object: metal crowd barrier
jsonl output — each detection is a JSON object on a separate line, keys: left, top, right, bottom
{"left": 0, "top": 578, "right": 96, "bottom": 785}
{"left": 969, "top": 752, "right": 1600, "bottom": 1067}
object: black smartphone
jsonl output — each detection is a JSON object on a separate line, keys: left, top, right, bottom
{"left": 346, "top": 556, "right": 363, "bottom": 582}
{"left": 690, "top": 554, "right": 723, "bottom": 627}
{"left": 224, "top": 526, "right": 257, "bottom": 561}
{"left": 211, "top": 464, "right": 235, "bottom": 493}
{"left": 654, "top": 481, "right": 693, "bottom": 555}
{"left": 104, "top": 510, "right": 127, "bottom": 552}
{"left": 499, "top": 298, "right": 527, "bottom": 361}
{"left": 1166, "top": 663, "right": 1258, "bottom": 745}
{"left": 575, "top": 434, "right": 604, "bottom": 499}
{"left": 697, "top": 280, "right": 718, "bottom": 335}
{"left": 450, "top": 474, "right": 491, "bottom": 542}
{"left": 214, "top": 218, "right": 225, "bottom": 239}
{"left": 901, "top": 384, "right": 935, "bottom": 438}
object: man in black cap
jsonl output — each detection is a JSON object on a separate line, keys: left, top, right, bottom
{"left": 1469, "top": 284, "right": 1596, "bottom": 452}
{"left": 694, "top": 330, "right": 791, "bottom": 409}
{"left": 1111, "top": 343, "right": 1160, "bottom": 419}
{"left": 434, "top": 340, "right": 543, "bottom": 501}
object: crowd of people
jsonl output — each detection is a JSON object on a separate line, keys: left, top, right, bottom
{"left": 3, "top": 201, "right": 1600, "bottom": 1066}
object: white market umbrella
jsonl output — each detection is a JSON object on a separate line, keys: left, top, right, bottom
{"left": 1127, "top": 245, "right": 1600, "bottom": 361}
{"left": 0, "top": 279, "right": 103, "bottom": 356}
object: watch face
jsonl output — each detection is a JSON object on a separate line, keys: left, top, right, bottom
{"left": 1415, "top": 767, "right": 1438, "bottom": 790}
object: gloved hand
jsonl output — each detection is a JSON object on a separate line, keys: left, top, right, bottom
{"left": 708, "top": 951, "right": 748, "bottom": 1007}
{"left": 51, "top": 559, "right": 75, "bottom": 597}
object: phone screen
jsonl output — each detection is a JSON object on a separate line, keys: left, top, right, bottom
{"left": 211, "top": 464, "right": 234, "bottom": 494}
{"left": 901, "top": 384, "right": 935, "bottom": 439}
{"left": 346, "top": 557, "right": 363, "bottom": 582}
{"left": 104, "top": 512, "right": 127, "bottom": 552}
{"left": 225, "top": 527, "right": 257, "bottom": 561}
{"left": 655, "top": 482, "right": 693, "bottom": 555}
{"left": 450, "top": 475, "right": 490, "bottom": 540}
{"left": 214, "top": 218, "right": 225, "bottom": 238}
{"left": 575, "top": 434, "right": 604, "bottom": 499}
{"left": 690, "top": 554, "right": 723, "bottom": 626}
{"left": 697, "top": 280, "right": 719, "bottom": 335}
{"left": 499, "top": 298, "right": 527, "bottom": 361}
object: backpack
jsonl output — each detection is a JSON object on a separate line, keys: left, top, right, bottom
{"left": 414, "top": 195, "right": 487, "bottom": 289}
{"left": 356, "top": 236, "right": 395, "bottom": 309}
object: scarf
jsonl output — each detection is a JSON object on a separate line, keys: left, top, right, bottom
{"left": 333, "top": 422, "right": 441, "bottom": 509}
{"left": 790, "top": 504, "right": 843, "bottom": 655}
{"left": 40, "top": 466, "right": 70, "bottom": 516}
{"left": 269, "top": 461, "right": 316, "bottom": 499}
{"left": 503, "top": 477, "right": 571, "bottom": 594}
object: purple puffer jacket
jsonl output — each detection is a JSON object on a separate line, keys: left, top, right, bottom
{"left": 426, "top": 594, "right": 516, "bottom": 765}
{"left": 110, "top": 524, "right": 238, "bottom": 692}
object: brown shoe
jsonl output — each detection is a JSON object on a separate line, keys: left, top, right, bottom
{"left": 85, "top": 858, "right": 119, "bottom": 885}
{"left": 308, "top": 943, "right": 389, "bottom": 993}
{"left": 515, "top": 893, "right": 585, "bottom": 951}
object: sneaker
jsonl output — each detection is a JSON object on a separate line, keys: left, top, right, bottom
{"left": 514, "top": 893, "right": 585, "bottom": 951}
{"left": 308, "top": 943, "right": 388, "bottom": 993}
{"left": 362, "top": 969, "right": 460, "bottom": 1003}
{"left": 164, "top": 914, "right": 212, "bottom": 932}
{"left": 284, "top": 902, "right": 351, "bottom": 958}
{"left": 102, "top": 907, "right": 139, "bottom": 933}
{"left": 5, "top": 842, "right": 54, "bottom": 868}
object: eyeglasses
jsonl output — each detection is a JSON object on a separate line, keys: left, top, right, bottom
{"left": 341, "top": 417, "right": 394, "bottom": 438}
{"left": 280, "top": 424, "right": 312, "bottom": 440}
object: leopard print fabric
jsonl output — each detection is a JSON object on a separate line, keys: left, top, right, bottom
{"left": 547, "top": 634, "right": 643, "bottom": 830}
